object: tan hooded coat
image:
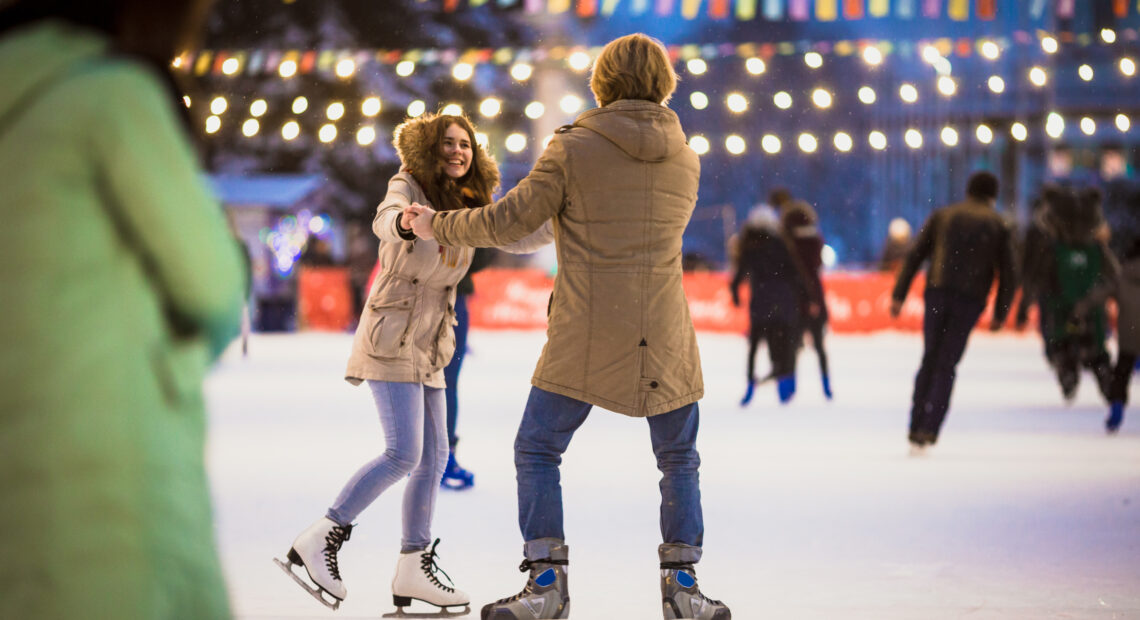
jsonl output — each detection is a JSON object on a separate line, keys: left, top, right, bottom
{"left": 344, "top": 116, "right": 499, "bottom": 388}
{"left": 431, "top": 100, "right": 703, "bottom": 416}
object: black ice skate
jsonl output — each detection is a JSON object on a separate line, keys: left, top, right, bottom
{"left": 274, "top": 517, "right": 352, "bottom": 610}
{"left": 660, "top": 543, "right": 730, "bottom": 620}
{"left": 384, "top": 538, "right": 471, "bottom": 618}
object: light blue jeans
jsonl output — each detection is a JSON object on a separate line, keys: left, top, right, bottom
{"left": 327, "top": 381, "right": 448, "bottom": 552}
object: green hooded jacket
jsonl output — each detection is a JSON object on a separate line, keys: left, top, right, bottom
{"left": 0, "top": 20, "right": 244, "bottom": 619}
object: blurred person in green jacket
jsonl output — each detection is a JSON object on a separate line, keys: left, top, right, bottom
{"left": 0, "top": 0, "right": 245, "bottom": 618}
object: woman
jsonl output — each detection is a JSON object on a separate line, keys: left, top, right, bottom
{"left": 781, "top": 200, "right": 832, "bottom": 399}
{"left": 407, "top": 33, "right": 730, "bottom": 620}
{"left": 276, "top": 112, "right": 495, "bottom": 616}
{"left": 0, "top": 0, "right": 246, "bottom": 618}
{"left": 731, "top": 206, "right": 809, "bottom": 406}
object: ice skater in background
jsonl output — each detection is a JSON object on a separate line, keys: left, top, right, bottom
{"left": 780, "top": 199, "right": 832, "bottom": 400}
{"left": 276, "top": 112, "right": 500, "bottom": 617}
{"left": 407, "top": 33, "right": 730, "bottom": 620}
{"left": 1020, "top": 186, "right": 1118, "bottom": 403}
{"left": 731, "top": 206, "right": 808, "bottom": 406}
{"left": 891, "top": 171, "right": 1016, "bottom": 455}
{"left": 1074, "top": 238, "right": 1140, "bottom": 432}
{"left": 440, "top": 247, "right": 494, "bottom": 490}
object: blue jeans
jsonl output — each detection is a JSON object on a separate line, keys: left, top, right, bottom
{"left": 443, "top": 294, "right": 470, "bottom": 448}
{"left": 327, "top": 381, "right": 448, "bottom": 552}
{"left": 514, "top": 387, "right": 704, "bottom": 548}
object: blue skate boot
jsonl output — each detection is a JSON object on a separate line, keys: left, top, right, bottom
{"left": 660, "top": 544, "right": 730, "bottom": 619}
{"left": 777, "top": 375, "right": 796, "bottom": 404}
{"left": 821, "top": 374, "right": 833, "bottom": 400}
{"left": 441, "top": 444, "right": 474, "bottom": 490}
{"left": 740, "top": 380, "right": 756, "bottom": 407}
{"left": 1106, "top": 401, "right": 1124, "bottom": 434}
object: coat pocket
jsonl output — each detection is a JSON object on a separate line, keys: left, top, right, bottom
{"left": 365, "top": 297, "right": 415, "bottom": 359}
{"left": 430, "top": 305, "right": 459, "bottom": 369}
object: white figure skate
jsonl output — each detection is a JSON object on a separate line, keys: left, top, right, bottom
{"left": 274, "top": 517, "right": 352, "bottom": 610}
{"left": 383, "top": 538, "right": 470, "bottom": 618}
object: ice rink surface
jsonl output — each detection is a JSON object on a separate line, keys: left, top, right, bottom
{"left": 205, "top": 329, "right": 1140, "bottom": 620}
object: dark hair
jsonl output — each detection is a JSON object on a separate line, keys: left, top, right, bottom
{"left": 1126, "top": 237, "right": 1140, "bottom": 260}
{"left": 410, "top": 114, "right": 497, "bottom": 212}
{"left": 966, "top": 171, "right": 999, "bottom": 201}
{"left": 0, "top": 0, "right": 214, "bottom": 65}
{"left": 768, "top": 188, "right": 792, "bottom": 208}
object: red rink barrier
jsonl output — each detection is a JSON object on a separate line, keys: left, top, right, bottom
{"left": 467, "top": 268, "right": 1027, "bottom": 334}
{"left": 297, "top": 266, "right": 354, "bottom": 331}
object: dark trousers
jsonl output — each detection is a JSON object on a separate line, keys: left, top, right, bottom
{"left": 804, "top": 314, "right": 830, "bottom": 378}
{"left": 1112, "top": 350, "right": 1138, "bottom": 404}
{"left": 514, "top": 387, "right": 704, "bottom": 547}
{"left": 909, "top": 288, "right": 986, "bottom": 445}
{"left": 747, "top": 318, "right": 798, "bottom": 381}
{"left": 442, "top": 293, "right": 470, "bottom": 449}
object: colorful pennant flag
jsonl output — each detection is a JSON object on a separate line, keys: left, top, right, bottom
{"left": 763, "top": 0, "right": 783, "bottom": 19}
{"left": 922, "top": 0, "right": 940, "bottom": 18}
{"left": 869, "top": 0, "right": 888, "bottom": 16}
{"left": 844, "top": 0, "right": 864, "bottom": 19}
{"left": 736, "top": 0, "right": 757, "bottom": 20}
{"left": 816, "top": 0, "right": 838, "bottom": 20}
{"left": 1057, "top": 0, "right": 1074, "bottom": 18}
{"left": 977, "top": 0, "right": 996, "bottom": 19}
{"left": 789, "top": 0, "right": 808, "bottom": 20}
{"left": 896, "top": 0, "right": 915, "bottom": 18}
{"left": 948, "top": 0, "right": 967, "bottom": 20}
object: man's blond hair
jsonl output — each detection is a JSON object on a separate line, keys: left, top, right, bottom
{"left": 589, "top": 33, "right": 677, "bottom": 108}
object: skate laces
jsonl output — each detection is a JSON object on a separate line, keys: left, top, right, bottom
{"left": 661, "top": 563, "right": 725, "bottom": 606}
{"left": 419, "top": 539, "right": 456, "bottom": 593}
{"left": 323, "top": 524, "right": 352, "bottom": 581}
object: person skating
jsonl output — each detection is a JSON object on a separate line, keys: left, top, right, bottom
{"left": 406, "top": 33, "right": 729, "bottom": 620}
{"left": 731, "top": 206, "right": 808, "bottom": 406}
{"left": 1020, "top": 187, "right": 1118, "bottom": 403}
{"left": 779, "top": 199, "right": 832, "bottom": 399}
{"left": 0, "top": 2, "right": 247, "bottom": 618}
{"left": 1073, "top": 237, "right": 1138, "bottom": 431}
{"left": 277, "top": 112, "right": 500, "bottom": 616}
{"left": 891, "top": 171, "right": 1016, "bottom": 455}
{"left": 440, "top": 247, "right": 494, "bottom": 490}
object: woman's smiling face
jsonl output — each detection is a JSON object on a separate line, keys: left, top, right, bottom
{"left": 441, "top": 123, "right": 473, "bottom": 179}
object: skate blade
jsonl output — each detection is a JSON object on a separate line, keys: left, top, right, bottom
{"left": 273, "top": 557, "right": 342, "bottom": 610}
{"left": 440, "top": 479, "right": 474, "bottom": 491}
{"left": 382, "top": 603, "right": 471, "bottom": 618}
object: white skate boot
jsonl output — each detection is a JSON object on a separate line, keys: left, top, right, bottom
{"left": 274, "top": 517, "right": 352, "bottom": 610}
{"left": 384, "top": 538, "right": 470, "bottom": 618}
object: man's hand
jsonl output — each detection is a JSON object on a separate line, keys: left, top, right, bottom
{"left": 889, "top": 298, "right": 903, "bottom": 319}
{"left": 403, "top": 203, "right": 437, "bottom": 240}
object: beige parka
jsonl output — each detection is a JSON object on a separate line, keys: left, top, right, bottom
{"left": 431, "top": 100, "right": 703, "bottom": 416}
{"left": 343, "top": 115, "right": 494, "bottom": 388}
{"left": 345, "top": 115, "right": 549, "bottom": 388}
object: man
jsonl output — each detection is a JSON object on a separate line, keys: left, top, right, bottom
{"left": 408, "top": 33, "right": 730, "bottom": 620}
{"left": 891, "top": 171, "right": 1016, "bottom": 455}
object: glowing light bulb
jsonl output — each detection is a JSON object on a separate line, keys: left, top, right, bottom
{"left": 899, "top": 83, "right": 918, "bottom": 103}
{"left": 980, "top": 41, "right": 1000, "bottom": 60}
{"left": 511, "top": 63, "right": 533, "bottom": 81}
{"left": 940, "top": 126, "right": 958, "bottom": 147}
{"left": 1116, "top": 114, "right": 1131, "bottom": 132}
{"left": 568, "top": 51, "right": 591, "bottom": 72}
{"left": 686, "top": 58, "right": 707, "bottom": 75}
{"left": 222, "top": 58, "right": 239, "bottom": 75}
{"left": 1011, "top": 122, "right": 1028, "bottom": 141}
{"left": 1102, "top": 28, "right": 1117, "bottom": 44}
{"left": 798, "top": 133, "right": 818, "bottom": 153}
{"left": 690, "top": 91, "right": 709, "bottom": 110}
{"left": 361, "top": 97, "right": 381, "bottom": 117}
{"left": 905, "top": 128, "right": 923, "bottom": 149}
{"left": 525, "top": 101, "right": 545, "bottom": 119}
{"left": 833, "top": 132, "right": 853, "bottom": 152}
{"left": 326, "top": 102, "right": 345, "bottom": 121}
{"left": 205, "top": 115, "right": 220, "bottom": 134}
{"left": 773, "top": 91, "right": 793, "bottom": 109}
{"left": 319, "top": 124, "right": 337, "bottom": 143}
{"left": 858, "top": 87, "right": 876, "bottom": 104}
{"left": 210, "top": 96, "right": 227, "bottom": 115}
{"left": 356, "top": 126, "right": 376, "bottom": 146}
{"left": 396, "top": 60, "right": 415, "bottom": 77}
{"left": 560, "top": 94, "right": 584, "bottom": 115}
{"left": 811, "top": 89, "right": 832, "bottom": 109}
{"left": 804, "top": 52, "right": 823, "bottom": 69}
{"left": 1041, "top": 36, "right": 1058, "bottom": 54}
{"left": 440, "top": 103, "right": 463, "bottom": 117}
{"left": 292, "top": 96, "right": 308, "bottom": 114}
{"left": 725, "top": 134, "right": 746, "bottom": 155}
{"left": 452, "top": 62, "right": 474, "bottom": 81}
{"left": 335, "top": 58, "right": 355, "bottom": 78}
{"left": 407, "top": 100, "right": 426, "bottom": 118}
{"left": 745, "top": 57, "right": 766, "bottom": 75}
{"left": 505, "top": 133, "right": 527, "bottom": 153}
{"left": 1079, "top": 64, "right": 1094, "bottom": 81}
{"left": 862, "top": 46, "right": 883, "bottom": 66}
{"left": 1029, "top": 66, "right": 1048, "bottom": 87}
{"left": 988, "top": 76, "right": 1005, "bottom": 93}
{"left": 937, "top": 76, "right": 956, "bottom": 97}
{"left": 278, "top": 59, "right": 297, "bottom": 78}
{"left": 479, "top": 98, "right": 501, "bottom": 118}
{"left": 726, "top": 93, "right": 749, "bottom": 113}
{"left": 1046, "top": 112, "right": 1064, "bottom": 139}
{"left": 241, "top": 119, "right": 259, "bottom": 137}
{"left": 761, "top": 134, "right": 781, "bottom": 154}
{"left": 250, "top": 99, "right": 267, "bottom": 117}
{"left": 1121, "top": 58, "right": 1136, "bottom": 77}
{"left": 869, "top": 131, "right": 887, "bottom": 150}
{"left": 976, "top": 124, "right": 993, "bottom": 144}
{"left": 1080, "top": 117, "right": 1095, "bottom": 135}
{"left": 281, "top": 121, "right": 299, "bottom": 141}
{"left": 690, "top": 135, "right": 710, "bottom": 155}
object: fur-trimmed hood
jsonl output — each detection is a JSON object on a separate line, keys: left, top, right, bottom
{"left": 392, "top": 113, "right": 500, "bottom": 206}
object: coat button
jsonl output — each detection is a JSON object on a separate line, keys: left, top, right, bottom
{"left": 406, "top": 245, "right": 413, "bottom": 253}
{"left": 650, "top": 381, "right": 659, "bottom": 389}
{"left": 445, "top": 286, "right": 451, "bottom": 291}
{"left": 412, "top": 278, "right": 419, "bottom": 284}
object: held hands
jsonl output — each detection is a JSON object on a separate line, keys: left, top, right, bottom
{"left": 402, "top": 203, "right": 437, "bottom": 240}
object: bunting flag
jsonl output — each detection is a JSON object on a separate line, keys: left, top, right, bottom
{"left": 656, "top": 0, "right": 673, "bottom": 16}
{"left": 896, "top": 0, "right": 915, "bottom": 18}
{"left": 817, "top": 0, "right": 838, "bottom": 20}
{"left": 762, "top": 0, "right": 783, "bottom": 19}
{"left": 1115, "top": 0, "right": 1128, "bottom": 17}
{"left": 525, "top": 0, "right": 543, "bottom": 12}
{"left": 631, "top": 0, "right": 649, "bottom": 13}
{"left": 444, "top": 0, "right": 460, "bottom": 10}
{"left": 922, "top": 0, "right": 940, "bottom": 18}
{"left": 1057, "top": 0, "right": 1074, "bottom": 18}
{"left": 548, "top": 0, "right": 571, "bottom": 12}
{"left": 844, "top": 0, "right": 864, "bottom": 19}
{"left": 736, "top": 0, "right": 758, "bottom": 20}
{"left": 681, "top": 0, "right": 701, "bottom": 18}
{"left": 789, "top": 0, "right": 808, "bottom": 20}
{"left": 576, "top": 0, "right": 596, "bottom": 15}
{"left": 600, "top": 0, "right": 621, "bottom": 14}
{"left": 977, "top": 0, "right": 996, "bottom": 19}
{"left": 710, "top": 0, "right": 729, "bottom": 18}
{"left": 869, "top": 0, "right": 888, "bottom": 16}
{"left": 948, "top": 0, "right": 967, "bottom": 20}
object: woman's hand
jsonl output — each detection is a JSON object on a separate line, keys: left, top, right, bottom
{"left": 403, "top": 203, "right": 437, "bottom": 240}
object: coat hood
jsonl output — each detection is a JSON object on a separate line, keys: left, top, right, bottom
{"left": 574, "top": 100, "right": 688, "bottom": 162}
{"left": 392, "top": 113, "right": 500, "bottom": 199}
{"left": 0, "top": 20, "right": 106, "bottom": 119}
